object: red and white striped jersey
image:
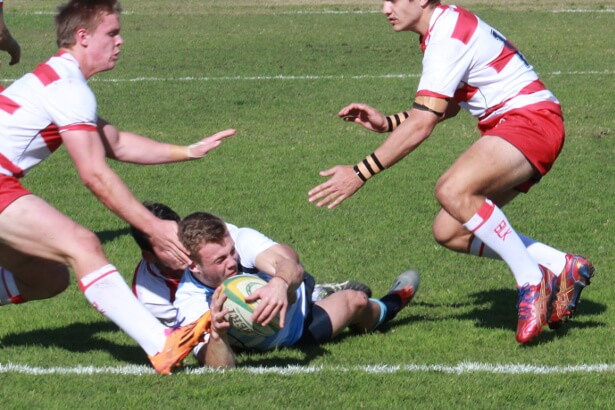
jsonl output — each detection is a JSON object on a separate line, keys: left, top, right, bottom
{"left": 0, "top": 51, "right": 97, "bottom": 178}
{"left": 132, "top": 260, "right": 181, "bottom": 327}
{"left": 417, "top": 5, "right": 559, "bottom": 121}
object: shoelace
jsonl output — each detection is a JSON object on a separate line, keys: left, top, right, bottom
{"left": 516, "top": 285, "right": 538, "bottom": 320}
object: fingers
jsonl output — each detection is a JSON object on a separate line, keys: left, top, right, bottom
{"left": 189, "top": 129, "right": 236, "bottom": 158}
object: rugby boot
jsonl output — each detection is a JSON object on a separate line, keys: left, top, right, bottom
{"left": 548, "top": 254, "right": 594, "bottom": 329}
{"left": 387, "top": 269, "right": 420, "bottom": 310}
{"left": 515, "top": 266, "right": 552, "bottom": 344}
{"left": 312, "top": 280, "right": 372, "bottom": 301}
{"left": 148, "top": 311, "right": 212, "bottom": 375}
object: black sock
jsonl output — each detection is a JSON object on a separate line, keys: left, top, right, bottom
{"left": 379, "top": 294, "right": 402, "bottom": 322}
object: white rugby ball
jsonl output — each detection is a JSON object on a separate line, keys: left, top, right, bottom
{"left": 221, "top": 274, "right": 280, "bottom": 337}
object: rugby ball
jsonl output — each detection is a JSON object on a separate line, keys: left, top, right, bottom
{"left": 220, "top": 274, "right": 280, "bottom": 337}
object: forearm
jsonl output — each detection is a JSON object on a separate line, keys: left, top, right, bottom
{"left": 200, "top": 337, "right": 236, "bottom": 368}
{"left": 81, "top": 165, "right": 159, "bottom": 233}
{"left": 272, "top": 258, "right": 304, "bottom": 296}
{"left": 111, "top": 131, "right": 196, "bottom": 164}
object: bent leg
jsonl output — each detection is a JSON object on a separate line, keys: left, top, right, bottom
{"left": 314, "top": 290, "right": 379, "bottom": 337}
{"left": 0, "top": 246, "right": 69, "bottom": 302}
{"left": 0, "top": 194, "right": 168, "bottom": 356}
{"left": 434, "top": 136, "right": 545, "bottom": 286}
{"left": 0, "top": 194, "right": 109, "bottom": 278}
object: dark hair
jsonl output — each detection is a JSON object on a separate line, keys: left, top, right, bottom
{"left": 130, "top": 202, "right": 181, "bottom": 253}
{"left": 55, "top": 0, "right": 122, "bottom": 48}
{"left": 178, "top": 212, "right": 228, "bottom": 263}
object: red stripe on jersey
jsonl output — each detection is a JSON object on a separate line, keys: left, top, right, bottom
{"left": 416, "top": 89, "right": 450, "bottom": 99}
{"left": 0, "top": 94, "right": 20, "bottom": 115}
{"left": 40, "top": 123, "right": 63, "bottom": 153}
{"left": 33, "top": 63, "right": 61, "bottom": 86}
{"left": 488, "top": 45, "right": 517, "bottom": 73}
{"left": 58, "top": 123, "right": 97, "bottom": 132}
{"left": 450, "top": 7, "right": 478, "bottom": 44}
{"left": 479, "top": 79, "right": 548, "bottom": 120}
{"left": 0, "top": 153, "right": 25, "bottom": 178}
{"left": 454, "top": 83, "right": 479, "bottom": 103}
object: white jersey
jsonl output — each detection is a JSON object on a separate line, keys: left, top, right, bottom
{"left": 131, "top": 260, "right": 182, "bottom": 327}
{"left": 418, "top": 5, "right": 559, "bottom": 122}
{"left": 174, "top": 223, "right": 308, "bottom": 351}
{"left": 0, "top": 51, "right": 97, "bottom": 178}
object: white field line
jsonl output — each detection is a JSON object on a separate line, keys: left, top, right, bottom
{"left": 2, "top": 362, "right": 615, "bottom": 376}
{"left": 2, "top": 70, "right": 613, "bottom": 85}
{"left": 18, "top": 9, "right": 615, "bottom": 16}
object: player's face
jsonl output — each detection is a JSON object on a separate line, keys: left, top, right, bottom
{"left": 191, "top": 234, "right": 239, "bottom": 287}
{"left": 86, "top": 12, "right": 123, "bottom": 76}
{"left": 383, "top": 0, "right": 425, "bottom": 33}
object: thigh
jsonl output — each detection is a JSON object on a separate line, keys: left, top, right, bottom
{"left": 0, "top": 194, "right": 107, "bottom": 276}
{"left": 440, "top": 136, "right": 537, "bottom": 197}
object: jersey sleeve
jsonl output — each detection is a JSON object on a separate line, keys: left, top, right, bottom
{"left": 232, "top": 225, "right": 278, "bottom": 269}
{"left": 44, "top": 79, "right": 98, "bottom": 132}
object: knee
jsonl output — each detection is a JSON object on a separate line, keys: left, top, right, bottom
{"left": 70, "top": 228, "right": 105, "bottom": 256}
{"left": 345, "top": 290, "right": 370, "bottom": 311}
{"left": 434, "top": 174, "right": 462, "bottom": 211}
{"left": 432, "top": 221, "right": 450, "bottom": 248}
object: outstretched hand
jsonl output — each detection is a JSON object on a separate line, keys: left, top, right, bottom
{"left": 338, "top": 103, "right": 387, "bottom": 133}
{"left": 188, "top": 129, "right": 236, "bottom": 159}
{"left": 308, "top": 165, "right": 364, "bottom": 209}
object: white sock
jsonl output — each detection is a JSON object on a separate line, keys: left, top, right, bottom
{"left": 464, "top": 199, "right": 542, "bottom": 286}
{"left": 79, "top": 264, "right": 167, "bottom": 355}
{"left": 0, "top": 267, "right": 24, "bottom": 305}
{"left": 469, "top": 234, "right": 567, "bottom": 276}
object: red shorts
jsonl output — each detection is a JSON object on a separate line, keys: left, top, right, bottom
{"left": 0, "top": 174, "right": 32, "bottom": 213}
{"left": 478, "top": 101, "right": 565, "bottom": 192}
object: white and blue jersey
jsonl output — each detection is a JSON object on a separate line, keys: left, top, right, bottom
{"left": 174, "top": 223, "right": 308, "bottom": 352}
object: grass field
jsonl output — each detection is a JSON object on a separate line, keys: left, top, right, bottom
{"left": 1, "top": 1, "right": 614, "bottom": 408}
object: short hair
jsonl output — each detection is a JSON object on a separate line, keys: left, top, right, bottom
{"left": 130, "top": 202, "right": 181, "bottom": 253}
{"left": 178, "top": 212, "right": 228, "bottom": 263}
{"left": 55, "top": 0, "right": 122, "bottom": 48}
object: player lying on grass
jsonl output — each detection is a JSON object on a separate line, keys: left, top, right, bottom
{"left": 0, "top": 0, "right": 234, "bottom": 375}
{"left": 308, "top": 0, "right": 594, "bottom": 344}
{"left": 130, "top": 202, "right": 374, "bottom": 328}
{"left": 175, "top": 211, "right": 419, "bottom": 368}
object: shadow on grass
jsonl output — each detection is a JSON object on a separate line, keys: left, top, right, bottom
{"left": 0, "top": 321, "right": 146, "bottom": 365}
{"left": 377, "top": 288, "right": 606, "bottom": 346}
{"left": 454, "top": 288, "right": 606, "bottom": 333}
{"left": 233, "top": 344, "right": 332, "bottom": 368}
{"left": 95, "top": 227, "right": 131, "bottom": 244}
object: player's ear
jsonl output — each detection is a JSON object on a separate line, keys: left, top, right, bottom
{"left": 76, "top": 28, "right": 89, "bottom": 46}
{"left": 187, "top": 262, "right": 200, "bottom": 274}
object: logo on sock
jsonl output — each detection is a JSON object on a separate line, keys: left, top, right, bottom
{"left": 494, "top": 220, "right": 512, "bottom": 241}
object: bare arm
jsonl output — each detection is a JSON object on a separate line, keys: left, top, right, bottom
{"left": 308, "top": 97, "right": 448, "bottom": 209}
{"left": 97, "top": 118, "right": 235, "bottom": 164}
{"left": 244, "top": 243, "right": 305, "bottom": 329}
{"left": 62, "top": 128, "right": 191, "bottom": 268}
{"left": 198, "top": 288, "right": 235, "bottom": 368}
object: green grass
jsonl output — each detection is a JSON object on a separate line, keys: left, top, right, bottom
{"left": 1, "top": 1, "right": 614, "bottom": 409}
